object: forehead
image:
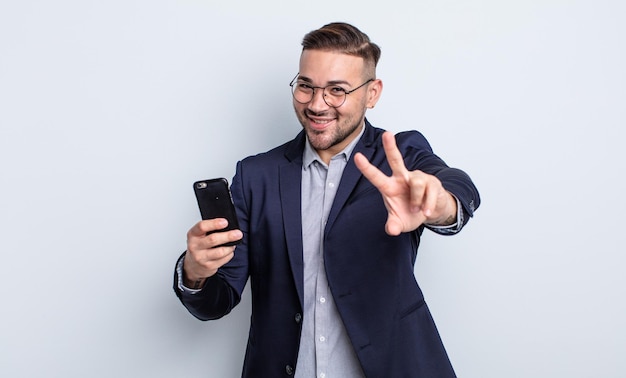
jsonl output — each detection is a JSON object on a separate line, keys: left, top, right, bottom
{"left": 298, "top": 49, "right": 366, "bottom": 84}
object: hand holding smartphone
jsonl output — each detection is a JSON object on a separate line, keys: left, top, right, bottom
{"left": 193, "top": 178, "right": 242, "bottom": 246}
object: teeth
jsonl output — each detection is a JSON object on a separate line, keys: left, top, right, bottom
{"left": 313, "top": 119, "right": 330, "bottom": 124}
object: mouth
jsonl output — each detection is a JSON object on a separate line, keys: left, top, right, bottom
{"left": 305, "top": 112, "right": 336, "bottom": 131}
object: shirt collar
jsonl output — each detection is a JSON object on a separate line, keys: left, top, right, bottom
{"left": 303, "top": 124, "right": 366, "bottom": 170}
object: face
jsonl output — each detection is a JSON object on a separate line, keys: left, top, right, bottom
{"left": 293, "top": 49, "right": 382, "bottom": 162}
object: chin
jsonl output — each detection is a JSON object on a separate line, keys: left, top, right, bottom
{"left": 305, "top": 130, "right": 334, "bottom": 150}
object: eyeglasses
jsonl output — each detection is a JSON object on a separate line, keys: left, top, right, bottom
{"left": 289, "top": 73, "right": 374, "bottom": 108}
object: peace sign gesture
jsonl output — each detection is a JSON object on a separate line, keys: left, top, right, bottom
{"left": 354, "top": 131, "right": 458, "bottom": 236}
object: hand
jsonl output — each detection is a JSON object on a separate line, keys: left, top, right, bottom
{"left": 183, "top": 219, "right": 243, "bottom": 288}
{"left": 354, "top": 131, "right": 457, "bottom": 236}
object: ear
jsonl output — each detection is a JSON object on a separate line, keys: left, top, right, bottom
{"left": 366, "top": 79, "right": 383, "bottom": 109}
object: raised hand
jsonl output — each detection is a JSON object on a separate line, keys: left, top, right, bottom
{"left": 353, "top": 131, "right": 457, "bottom": 236}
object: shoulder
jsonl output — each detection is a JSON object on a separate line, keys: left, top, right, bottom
{"left": 239, "top": 130, "right": 306, "bottom": 167}
{"left": 394, "top": 130, "right": 433, "bottom": 153}
{"left": 363, "top": 120, "right": 433, "bottom": 153}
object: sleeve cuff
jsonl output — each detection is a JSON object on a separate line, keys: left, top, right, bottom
{"left": 176, "top": 253, "right": 203, "bottom": 295}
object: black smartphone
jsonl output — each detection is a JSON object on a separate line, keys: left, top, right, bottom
{"left": 193, "top": 178, "right": 241, "bottom": 246}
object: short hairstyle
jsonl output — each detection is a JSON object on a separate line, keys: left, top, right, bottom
{"left": 301, "top": 22, "right": 381, "bottom": 69}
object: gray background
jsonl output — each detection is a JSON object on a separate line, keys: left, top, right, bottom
{"left": 1, "top": 0, "right": 624, "bottom": 377}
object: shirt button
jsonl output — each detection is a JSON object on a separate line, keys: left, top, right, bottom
{"left": 328, "top": 182, "right": 335, "bottom": 188}
{"left": 294, "top": 313, "right": 302, "bottom": 323}
{"left": 285, "top": 365, "right": 294, "bottom": 375}
{"left": 319, "top": 336, "right": 326, "bottom": 342}
{"left": 319, "top": 297, "right": 326, "bottom": 303}
{"left": 320, "top": 373, "right": 326, "bottom": 378}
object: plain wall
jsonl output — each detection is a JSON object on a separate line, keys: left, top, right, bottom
{"left": 1, "top": 0, "right": 625, "bottom": 377}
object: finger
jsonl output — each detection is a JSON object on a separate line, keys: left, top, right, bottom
{"left": 209, "top": 250, "right": 235, "bottom": 270}
{"left": 385, "top": 211, "right": 427, "bottom": 236}
{"left": 385, "top": 216, "right": 403, "bottom": 236}
{"left": 420, "top": 181, "right": 438, "bottom": 218}
{"left": 409, "top": 174, "right": 441, "bottom": 218}
{"left": 188, "top": 232, "right": 237, "bottom": 260}
{"left": 404, "top": 171, "right": 424, "bottom": 212}
{"left": 381, "top": 132, "right": 409, "bottom": 178}
{"left": 188, "top": 219, "right": 228, "bottom": 238}
{"left": 423, "top": 176, "right": 445, "bottom": 218}
{"left": 184, "top": 245, "right": 235, "bottom": 280}
{"left": 204, "top": 229, "right": 243, "bottom": 249}
{"left": 189, "top": 230, "right": 241, "bottom": 253}
{"left": 202, "top": 245, "right": 236, "bottom": 264}
{"left": 354, "top": 152, "right": 390, "bottom": 189}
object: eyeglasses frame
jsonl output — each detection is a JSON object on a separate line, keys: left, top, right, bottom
{"left": 289, "top": 73, "right": 375, "bottom": 108}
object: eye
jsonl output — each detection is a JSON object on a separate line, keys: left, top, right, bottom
{"left": 328, "top": 86, "right": 347, "bottom": 95}
{"left": 297, "top": 82, "right": 314, "bottom": 91}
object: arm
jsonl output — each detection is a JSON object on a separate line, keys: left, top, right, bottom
{"left": 173, "top": 161, "right": 254, "bottom": 320}
{"left": 172, "top": 219, "right": 243, "bottom": 320}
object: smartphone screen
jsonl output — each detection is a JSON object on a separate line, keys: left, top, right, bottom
{"left": 193, "top": 178, "right": 241, "bottom": 246}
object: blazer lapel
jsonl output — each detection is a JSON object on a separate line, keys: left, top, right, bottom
{"left": 325, "top": 122, "right": 378, "bottom": 235}
{"left": 279, "top": 132, "right": 306, "bottom": 308}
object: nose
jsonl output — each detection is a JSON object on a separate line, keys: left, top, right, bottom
{"left": 308, "top": 87, "right": 330, "bottom": 112}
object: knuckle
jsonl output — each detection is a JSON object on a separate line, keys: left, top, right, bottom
{"left": 205, "top": 232, "right": 221, "bottom": 247}
{"left": 198, "top": 220, "right": 211, "bottom": 233}
{"left": 408, "top": 174, "right": 424, "bottom": 186}
{"left": 217, "top": 246, "right": 233, "bottom": 259}
{"left": 186, "top": 228, "right": 196, "bottom": 240}
{"left": 186, "top": 238, "right": 201, "bottom": 253}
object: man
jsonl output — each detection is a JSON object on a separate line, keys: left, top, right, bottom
{"left": 174, "top": 22, "right": 480, "bottom": 377}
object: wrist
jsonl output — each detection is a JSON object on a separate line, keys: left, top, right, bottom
{"left": 183, "top": 273, "right": 208, "bottom": 290}
{"left": 182, "top": 253, "right": 214, "bottom": 289}
{"left": 430, "top": 193, "right": 458, "bottom": 226}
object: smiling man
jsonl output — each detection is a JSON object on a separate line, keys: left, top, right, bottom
{"left": 291, "top": 49, "right": 378, "bottom": 163}
{"left": 174, "top": 22, "right": 481, "bottom": 377}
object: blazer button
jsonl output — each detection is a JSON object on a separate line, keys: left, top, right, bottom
{"left": 285, "top": 364, "right": 294, "bottom": 375}
{"left": 294, "top": 313, "right": 302, "bottom": 323}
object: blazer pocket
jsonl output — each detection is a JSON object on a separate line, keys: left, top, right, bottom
{"left": 398, "top": 298, "right": 426, "bottom": 320}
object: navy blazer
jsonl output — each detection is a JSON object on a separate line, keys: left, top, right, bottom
{"left": 174, "top": 120, "right": 480, "bottom": 377}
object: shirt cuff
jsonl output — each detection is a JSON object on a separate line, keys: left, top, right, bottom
{"left": 176, "top": 253, "right": 202, "bottom": 294}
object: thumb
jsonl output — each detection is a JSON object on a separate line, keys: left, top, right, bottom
{"left": 385, "top": 215, "right": 403, "bottom": 236}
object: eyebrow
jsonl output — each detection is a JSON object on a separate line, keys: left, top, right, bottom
{"left": 297, "top": 75, "right": 352, "bottom": 87}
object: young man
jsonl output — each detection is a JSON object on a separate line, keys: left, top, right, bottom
{"left": 174, "top": 22, "right": 480, "bottom": 377}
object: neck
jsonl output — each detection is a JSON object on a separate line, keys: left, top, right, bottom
{"left": 314, "top": 122, "right": 365, "bottom": 165}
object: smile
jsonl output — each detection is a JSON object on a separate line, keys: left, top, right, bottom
{"left": 307, "top": 115, "right": 336, "bottom": 131}
{"left": 311, "top": 118, "right": 332, "bottom": 124}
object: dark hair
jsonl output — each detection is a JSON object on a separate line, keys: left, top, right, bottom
{"left": 301, "top": 22, "right": 381, "bottom": 68}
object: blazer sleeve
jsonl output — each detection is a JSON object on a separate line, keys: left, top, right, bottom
{"left": 396, "top": 130, "right": 480, "bottom": 229}
{"left": 172, "top": 252, "right": 243, "bottom": 321}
